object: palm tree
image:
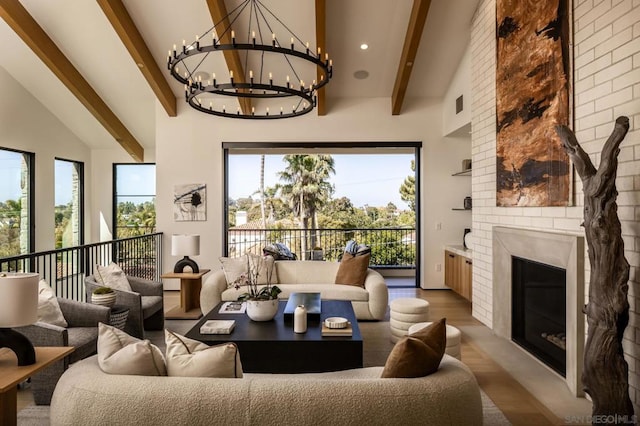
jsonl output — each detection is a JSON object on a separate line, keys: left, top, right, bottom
{"left": 259, "top": 154, "right": 266, "bottom": 228}
{"left": 278, "top": 155, "right": 335, "bottom": 258}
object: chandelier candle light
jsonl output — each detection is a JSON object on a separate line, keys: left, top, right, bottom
{"left": 167, "top": 0, "right": 332, "bottom": 119}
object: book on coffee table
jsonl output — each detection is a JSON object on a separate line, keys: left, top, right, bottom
{"left": 218, "top": 301, "right": 246, "bottom": 314}
{"left": 322, "top": 322, "right": 353, "bottom": 337}
{"left": 200, "top": 320, "right": 235, "bottom": 334}
{"left": 284, "top": 292, "right": 321, "bottom": 321}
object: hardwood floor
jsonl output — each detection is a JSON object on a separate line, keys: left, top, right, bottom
{"left": 18, "top": 288, "right": 583, "bottom": 425}
{"left": 392, "top": 288, "right": 565, "bottom": 426}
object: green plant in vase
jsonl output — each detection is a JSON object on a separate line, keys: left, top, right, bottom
{"left": 91, "top": 286, "right": 116, "bottom": 307}
{"left": 233, "top": 255, "right": 281, "bottom": 301}
{"left": 233, "top": 255, "right": 281, "bottom": 321}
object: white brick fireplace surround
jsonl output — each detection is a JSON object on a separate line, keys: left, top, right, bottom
{"left": 493, "top": 227, "right": 585, "bottom": 397}
{"left": 471, "top": 0, "right": 640, "bottom": 409}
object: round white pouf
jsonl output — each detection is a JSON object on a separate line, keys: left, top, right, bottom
{"left": 408, "top": 322, "right": 462, "bottom": 360}
{"left": 389, "top": 298, "right": 430, "bottom": 343}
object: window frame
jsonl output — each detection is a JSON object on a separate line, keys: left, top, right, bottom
{"left": 0, "top": 146, "right": 35, "bottom": 255}
{"left": 54, "top": 157, "right": 85, "bottom": 247}
{"left": 222, "top": 141, "right": 421, "bottom": 287}
{"left": 112, "top": 163, "right": 156, "bottom": 239}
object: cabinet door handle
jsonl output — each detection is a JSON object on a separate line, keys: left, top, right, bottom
{"left": 448, "top": 254, "right": 455, "bottom": 258}
{"left": 465, "top": 260, "right": 472, "bottom": 265}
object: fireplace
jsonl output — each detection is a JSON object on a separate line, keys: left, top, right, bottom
{"left": 512, "top": 256, "right": 566, "bottom": 376}
{"left": 492, "top": 227, "right": 585, "bottom": 397}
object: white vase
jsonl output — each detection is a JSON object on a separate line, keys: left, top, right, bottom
{"left": 92, "top": 292, "right": 116, "bottom": 307}
{"left": 246, "top": 299, "right": 279, "bottom": 321}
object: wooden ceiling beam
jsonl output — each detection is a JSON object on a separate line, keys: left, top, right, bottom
{"left": 97, "top": 0, "right": 177, "bottom": 117}
{"left": 0, "top": 0, "right": 144, "bottom": 161}
{"left": 206, "top": 0, "right": 252, "bottom": 115}
{"left": 391, "top": 0, "right": 431, "bottom": 115}
{"left": 315, "top": 0, "right": 327, "bottom": 116}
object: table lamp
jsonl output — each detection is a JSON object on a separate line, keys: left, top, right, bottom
{"left": 0, "top": 272, "right": 39, "bottom": 365}
{"left": 172, "top": 234, "right": 200, "bottom": 273}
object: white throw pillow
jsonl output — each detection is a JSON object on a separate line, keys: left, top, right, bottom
{"left": 164, "top": 330, "right": 243, "bottom": 378}
{"left": 94, "top": 262, "right": 132, "bottom": 292}
{"left": 97, "top": 323, "right": 166, "bottom": 376}
{"left": 37, "top": 280, "right": 68, "bottom": 328}
{"left": 219, "top": 256, "right": 249, "bottom": 287}
{"left": 219, "top": 254, "right": 277, "bottom": 287}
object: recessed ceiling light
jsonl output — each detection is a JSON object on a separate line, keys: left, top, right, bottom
{"left": 360, "top": 43, "right": 369, "bottom": 50}
{"left": 353, "top": 70, "right": 369, "bottom": 80}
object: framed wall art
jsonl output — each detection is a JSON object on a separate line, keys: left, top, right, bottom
{"left": 174, "top": 183, "right": 206, "bottom": 221}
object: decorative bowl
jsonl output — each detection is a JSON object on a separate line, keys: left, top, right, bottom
{"left": 324, "top": 317, "right": 348, "bottom": 329}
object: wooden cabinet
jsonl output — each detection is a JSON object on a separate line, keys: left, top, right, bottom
{"left": 444, "top": 250, "right": 472, "bottom": 301}
{"left": 459, "top": 257, "right": 473, "bottom": 300}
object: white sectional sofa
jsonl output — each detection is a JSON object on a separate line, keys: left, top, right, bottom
{"left": 50, "top": 355, "right": 483, "bottom": 425}
{"left": 200, "top": 260, "right": 389, "bottom": 320}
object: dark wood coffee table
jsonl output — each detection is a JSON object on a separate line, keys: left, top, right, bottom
{"left": 185, "top": 300, "right": 363, "bottom": 373}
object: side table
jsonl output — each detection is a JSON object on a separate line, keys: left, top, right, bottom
{"left": 0, "top": 346, "right": 74, "bottom": 426}
{"left": 161, "top": 269, "right": 210, "bottom": 320}
{"left": 109, "top": 305, "right": 130, "bottom": 330}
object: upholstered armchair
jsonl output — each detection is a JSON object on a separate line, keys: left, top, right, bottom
{"left": 84, "top": 275, "right": 164, "bottom": 339}
{"left": 15, "top": 298, "right": 110, "bottom": 405}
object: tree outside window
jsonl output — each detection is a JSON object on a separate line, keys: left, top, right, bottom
{"left": 0, "top": 148, "right": 33, "bottom": 258}
{"left": 55, "top": 159, "right": 83, "bottom": 248}
{"left": 114, "top": 164, "right": 156, "bottom": 239}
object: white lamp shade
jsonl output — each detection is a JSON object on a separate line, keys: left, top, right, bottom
{"left": 171, "top": 235, "right": 200, "bottom": 257}
{"left": 0, "top": 272, "right": 39, "bottom": 327}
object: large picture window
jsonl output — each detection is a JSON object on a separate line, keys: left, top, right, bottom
{"left": 113, "top": 164, "right": 156, "bottom": 239}
{"left": 224, "top": 142, "right": 420, "bottom": 287}
{"left": 55, "top": 158, "right": 84, "bottom": 248}
{"left": 0, "top": 147, "right": 34, "bottom": 257}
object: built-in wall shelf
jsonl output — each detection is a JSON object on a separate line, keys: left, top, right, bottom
{"left": 452, "top": 169, "right": 471, "bottom": 176}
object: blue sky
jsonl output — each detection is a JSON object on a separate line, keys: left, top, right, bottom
{"left": 228, "top": 154, "right": 414, "bottom": 209}
{"left": 0, "top": 152, "right": 81, "bottom": 205}
{"left": 1, "top": 152, "right": 414, "bottom": 209}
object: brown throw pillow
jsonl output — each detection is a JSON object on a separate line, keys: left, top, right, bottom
{"left": 335, "top": 252, "right": 370, "bottom": 287}
{"left": 381, "top": 318, "right": 447, "bottom": 378}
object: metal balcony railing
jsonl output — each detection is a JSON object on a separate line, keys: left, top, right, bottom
{"left": 0, "top": 233, "right": 163, "bottom": 301}
{"left": 227, "top": 227, "right": 416, "bottom": 268}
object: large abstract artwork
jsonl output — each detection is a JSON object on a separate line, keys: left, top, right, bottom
{"left": 496, "top": 0, "right": 571, "bottom": 206}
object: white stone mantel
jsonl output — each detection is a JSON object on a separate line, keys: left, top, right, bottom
{"left": 492, "top": 226, "right": 585, "bottom": 397}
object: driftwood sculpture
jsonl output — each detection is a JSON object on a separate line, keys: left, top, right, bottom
{"left": 556, "top": 116, "right": 634, "bottom": 423}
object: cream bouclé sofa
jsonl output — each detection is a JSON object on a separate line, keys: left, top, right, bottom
{"left": 200, "top": 260, "right": 389, "bottom": 320}
{"left": 50, "top": 355, "right": 483, "bottom": 425}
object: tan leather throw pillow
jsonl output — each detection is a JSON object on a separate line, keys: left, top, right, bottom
{"left": 335, "top": 252, "right": 370, "bottom": 287}
{"left": 381, "top": 318, "right": 447, "bottom": 378}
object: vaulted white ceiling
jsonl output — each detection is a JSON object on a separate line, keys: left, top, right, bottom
{"left": 0, "top": 0, "right": 479, "bottom": 158}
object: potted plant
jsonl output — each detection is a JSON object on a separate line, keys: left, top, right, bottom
{"left": 91, "top": 286, "right": 116, "bottom": 307}
{"left": 311, "top": 246, "right": 324, "bottom": 261}
{"left": 233, "top": 255, "right": 281, "bottom": 321}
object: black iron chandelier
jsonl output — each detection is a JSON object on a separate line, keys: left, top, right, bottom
{"left": 167, "top": 0, "right": 333, "bottom": 119}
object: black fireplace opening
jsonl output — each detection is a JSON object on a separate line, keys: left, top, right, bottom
{"left": 512, "top": 256, "right": 566, "bottom": 376}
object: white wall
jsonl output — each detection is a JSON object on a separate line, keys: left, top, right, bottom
{"left": 471, "top": 0, "right": 640, "bottom": 409}
{"left": 443, "top": 45, "right": 472, "bottom": 137}
{"left": 155, "top": 97, "right": 471, "bottom": 289}
{"left": 0, "top": 66, "right": 93, "bottom": 251}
